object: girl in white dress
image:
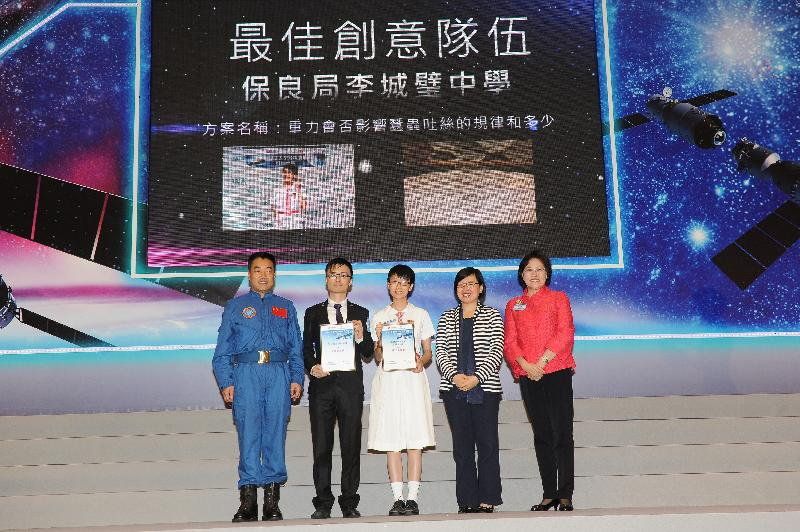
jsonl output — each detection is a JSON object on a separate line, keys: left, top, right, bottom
{"left": 369, "top": 264, "right": 436, "bottom": 516}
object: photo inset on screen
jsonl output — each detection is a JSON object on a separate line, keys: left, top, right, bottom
{"left": 403, "top": 140, "right": 536, "bottom": 227}
{"left": 222, "top": 144, "right": 355, "bottom": 231}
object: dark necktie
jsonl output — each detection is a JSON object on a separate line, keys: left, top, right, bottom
{"left": 333, "top": 303, "right": 344, "bottom": 324}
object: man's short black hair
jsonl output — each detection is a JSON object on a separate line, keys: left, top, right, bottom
{"left": 282, "top": 163, "right": 299, "bottom": 175}
{"left": 248, "top": 251, "right": 277, "bottom": 270}
{"left": 325, "top": 257, "right": 353, "bottom": 276}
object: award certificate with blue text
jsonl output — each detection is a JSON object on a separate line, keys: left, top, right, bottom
{"left": 381, "top": 323, "right": 416, "bottom": 371}
{"left": 320, "top": 323, "right": 356, "bottom": 372}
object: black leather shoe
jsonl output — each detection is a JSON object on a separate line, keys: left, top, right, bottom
{"left": 458, "top": 506, "right": 477, "bottom": 513}
{"left": 389, "top": 500, "right": 406, "bottom": 516}
{"left": 477, "top": 505, "right": 494, "bottom": 513}
{"left": 232, "top": 485, "right": 258, "bottom": 522}
{"left": 405, "top": 500, "right": 419, "bottom": 515}
{"left": 558, "top": 499, "right": 574, "bottom": 511}
{"left": 262, "top": 483, "right": 283, "bottom": 521}
{"left": 342, "top": 507, "right": 361, "bottom": 518}
{"left": 531, "top": 499, "right": 559, "bottom": 511}
{"left": 311, "top": 508, "right": 331, "bottom": 519}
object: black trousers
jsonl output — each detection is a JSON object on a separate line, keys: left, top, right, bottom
{"left": 309, "top": 379, "right": 363, "bottom": 511}
{"left": 519, "top": 369, "right": 575, "bottom": 499}
{"left": 442, "top": 390, "right": 503, "bottom": 507}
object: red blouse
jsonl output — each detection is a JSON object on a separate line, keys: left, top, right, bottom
{"left": 504, "top": 286, "right": 576, "bottom": 378}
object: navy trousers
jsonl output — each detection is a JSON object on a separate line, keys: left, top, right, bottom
{"left": 442, "top": 390, "right": 503, "bottom": 507}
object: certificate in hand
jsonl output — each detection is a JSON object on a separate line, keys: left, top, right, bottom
{"left": 381, "top": 323, "right": 417, "bottom": 371}
{"left": 320, "top": 323, "right": 356, "bottom": 372}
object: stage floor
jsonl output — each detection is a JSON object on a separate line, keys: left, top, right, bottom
{"left": 3, "top": 394, "right": 800, "bottom": 530}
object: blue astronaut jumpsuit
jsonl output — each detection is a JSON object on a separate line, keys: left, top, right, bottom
{"left": 212, "top": 290, "right": 305, "bottom": 488}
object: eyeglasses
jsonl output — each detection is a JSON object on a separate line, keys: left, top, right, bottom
{"left": 389, "top": 280, "right": 411, "bottom": 287}
{"left": 327, "top": 273, "right": 352, "bottom": 280}
{"left": 524, "top": 267, "right": 546, "bottom": 274}
{"left": 456, "top": 281, "right": 480, "bottom": 290}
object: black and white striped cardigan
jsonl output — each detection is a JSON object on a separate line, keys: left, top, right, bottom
{"left": 435, "top": 303, "right": 505, "bottom": 394}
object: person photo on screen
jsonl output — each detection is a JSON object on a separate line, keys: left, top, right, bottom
{"left": 303, "top": 257, "right": 375, "bottom": 519}
{"left": 211, "top": 252, "right": 304, "bottom": 522}
{"left": 368, "top": 264, "right": 436, "bottom": 516}
{"left": 272, "top": 162, "right": 307, "bottom": 230}
{"left": 435, "top": 267, "right": 504, "bottom": 514}
{"left": 504, "top": 250, "right": 576, "bottom": 512}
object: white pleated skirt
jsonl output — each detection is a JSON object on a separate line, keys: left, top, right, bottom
{"left": 367, "top": 366, "right": 436, "bottom": 452}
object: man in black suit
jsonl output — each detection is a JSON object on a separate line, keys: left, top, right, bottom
{"left": 303, "top": 257, "right": 374, "bottom": 519}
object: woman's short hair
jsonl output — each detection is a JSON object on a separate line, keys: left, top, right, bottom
{"left": 453, "top": 266, "right": 487, "bottom": 304}
{"left": 517, "top": 250, "right": 552, "bottom": 288}
{"left": 387, "top": 264, "right": 415, "bottom": 297}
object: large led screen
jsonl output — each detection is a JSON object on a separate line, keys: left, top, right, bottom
{"left": 147, "top": 0, "right": 609, "bottom": 267}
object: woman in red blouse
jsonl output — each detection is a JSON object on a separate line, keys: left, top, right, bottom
{"left": 504, "top": 250, "right": 576, "bottom": 511}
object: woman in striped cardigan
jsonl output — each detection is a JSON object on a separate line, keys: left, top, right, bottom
{"left": 435, "top": 267, "right": 505, "bottom": 514}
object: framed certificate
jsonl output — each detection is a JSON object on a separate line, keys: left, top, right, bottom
{"left": 381, "top": 323, "right": 417, "bottom": 371}
{"left": 320, "top": 323, "right": 356, "bottom": 372}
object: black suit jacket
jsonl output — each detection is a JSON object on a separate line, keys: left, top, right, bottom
{"left": 303, "top": 300, "right": 374, "bottom": 392}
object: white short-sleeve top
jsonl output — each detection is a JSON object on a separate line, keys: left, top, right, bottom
{"left": 371, "top": 302, "right": 435, "bottom": 354}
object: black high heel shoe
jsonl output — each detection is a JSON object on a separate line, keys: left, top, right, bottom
{"left": 558, "top": 499, "right": 573, "bottom": 511}
{"left": 531, "top": 499, "right": 559, "bottom": 511}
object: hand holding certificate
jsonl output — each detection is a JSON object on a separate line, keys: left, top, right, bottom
{"left": 380, "top": 323, "right": 417, "bottom": 371}
{"left": 320, "top": 323, "right": 356, "bottom": 372}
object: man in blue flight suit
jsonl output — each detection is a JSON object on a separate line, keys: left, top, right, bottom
{"left": 212, "top": 252, "right": 304, "bottom": 522}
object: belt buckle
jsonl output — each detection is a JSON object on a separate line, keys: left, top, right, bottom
{"left": 257, "top": 350, "right": 270, "bottom": 364}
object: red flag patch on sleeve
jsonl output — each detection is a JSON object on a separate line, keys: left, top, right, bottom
{"left": 272, "top": 306, "right": 288, "bottom": 318}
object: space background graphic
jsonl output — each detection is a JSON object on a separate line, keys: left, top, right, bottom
{"left": 0, "top": 0, "right": 798, "bottom": 414}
